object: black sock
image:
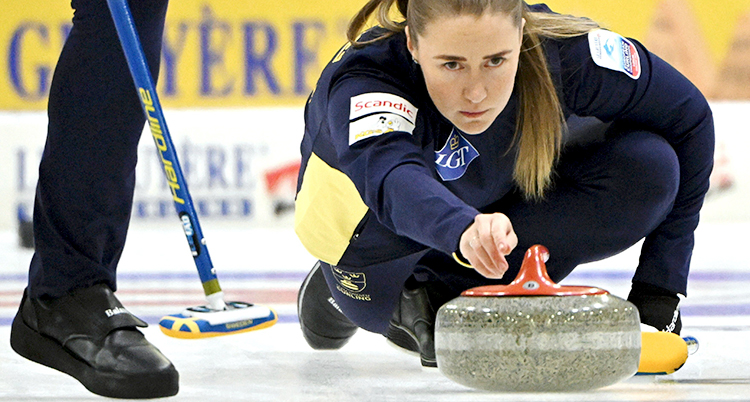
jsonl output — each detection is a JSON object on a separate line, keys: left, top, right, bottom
{"left": 628, "top": 281, "right": 682, "bottom": 334}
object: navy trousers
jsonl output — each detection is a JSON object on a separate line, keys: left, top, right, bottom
{"left": 320, "top": 124, "right": 681, "bottom": 334}
{"left": 28, "top": 0, "right": 169, "bottom": 298}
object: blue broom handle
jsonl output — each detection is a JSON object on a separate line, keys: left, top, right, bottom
{"left": 107, "top": 0, "right": 223, "bottom": 301}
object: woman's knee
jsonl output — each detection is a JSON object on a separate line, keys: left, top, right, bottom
{"left": 609, "top": 131, "right": 680, "bottom": 208}
{"left": 549, "top": 130, "right": 680, "bottom": 250}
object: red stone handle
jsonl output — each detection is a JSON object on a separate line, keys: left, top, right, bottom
{"left": 461, "top": 245, "right": 608, "bottom": 297}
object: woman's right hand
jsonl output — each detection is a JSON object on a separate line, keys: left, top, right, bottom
{"left": 458, "top": 213, "right": 518, "bottom": 279}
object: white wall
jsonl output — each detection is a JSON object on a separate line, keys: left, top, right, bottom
{"left": 0, "top": 108, "right": 305, "bottom": 230}
{"left": 0, "top": 102, "right": 747, "bottom": 232}
{"left": 700, "top": 102, "right": 750, "bottom": 222}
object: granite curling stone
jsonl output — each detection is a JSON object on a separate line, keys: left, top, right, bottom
{"left": 435, "top": 245, "right": 641, "bottom": 392}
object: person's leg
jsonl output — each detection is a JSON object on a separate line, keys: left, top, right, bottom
{"left": 420, "top": 126, "right": 684, "bottom": 332}
{"left": 413, "top": 127, "right": 678, "bottom": 284}
{"left": 500, "top": 128, "right": 680, "bottom": 283}
{"left": 503, "top": 128, "right": 685, "bottom": 333}
{"left": 298, "top": 261, "right": 359, "bottom": 349}
{"left": 29, "top": 0, "right": 168, "bottom": 298}
{"left": 317, "top": 251, "right": 430, "bottom": 335}
{"left": 11, "top": 1, "right": 178, "bottom": 398}
{"left": 298, "top": 251, "right": 441, "bottom": 366}
{"left": 385, "top": 127, "right": 683, "bottom": 369}
{"left": 300, "top": 126, "right": 683, "bottom": 365}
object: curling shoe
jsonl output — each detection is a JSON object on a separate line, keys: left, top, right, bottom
{"left": 10, "top": 284, "right": 179, "bottom": 399}
{"left": 298, "top": 262, "right": 359, "bottom": 349}
{"left": 386, "top": 284, "right": 437, "bottom": 367}
{"left": 628, "top": 281, "right": 682, "bottom": 334}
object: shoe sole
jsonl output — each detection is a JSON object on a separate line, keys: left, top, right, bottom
{"left": 10, "top": 311, "right": 178, "bottom": 399}
{"left": 386, "top": 322, "right": 437, "bottom": 367}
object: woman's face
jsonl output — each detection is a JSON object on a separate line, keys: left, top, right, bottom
{"left": 407, "top": 12, "right": 524, "bottom": 134}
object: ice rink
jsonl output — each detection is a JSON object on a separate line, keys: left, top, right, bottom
{"left": 1, "top": 0, "right": 749, "bottom": 399}
{"left": 1, "top": 220, "right": 749, "bottom": 402}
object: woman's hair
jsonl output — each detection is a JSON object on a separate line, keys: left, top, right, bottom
{"left": 347, "top": 0, "right": 600, "bottom": 199}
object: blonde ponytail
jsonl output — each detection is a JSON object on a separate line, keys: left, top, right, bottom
{"left": 512, "top": 9, "right": 600, "bottom": 199}
{"left": 347, "top": 0, "right": 408, "bottom": 47}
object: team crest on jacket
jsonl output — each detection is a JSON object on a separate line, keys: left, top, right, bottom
{"left": 588, "top": 29, "right": 641, "bottom": 79}
{"left": 434, "top": 129, "right": 479, "bottom": 181}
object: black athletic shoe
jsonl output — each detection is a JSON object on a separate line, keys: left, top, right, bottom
{"left": 10, "top": 284, "right": 179, "bottom": 399}
{"left": 628, "top": 281, "right": 682, "bottom": 334}
{"left": 298, "top": 262, "right": 359, "bottom": 349}
{"left": 386, "top": 284, "right": 438, "bottom": 367}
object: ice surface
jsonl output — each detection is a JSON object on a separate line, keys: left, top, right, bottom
{"left": 1, "top": 222, "right": 749, "bottom": 401}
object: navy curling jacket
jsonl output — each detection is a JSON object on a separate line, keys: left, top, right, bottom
{"left": 294, "top": 6, "right": 714, "bottom": 291}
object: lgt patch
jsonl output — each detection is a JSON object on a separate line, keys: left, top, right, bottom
{"left": 588, "top": 29, "right": 641, "bottom": 80}
{"left": 434, "top": 129, "right": 479, "bottom": 181}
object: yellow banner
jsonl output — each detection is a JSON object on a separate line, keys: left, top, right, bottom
{"left": 1, "top": 2, "right": 73, "bottom": 109}
{"left": 2, "top": 0, "right": 749, "bottom": 110}
{"left": 0, "top": 0, "right": 362, "bottom": 110}
{"left": 543, "top": 0, "right": 750, "bottom": 99}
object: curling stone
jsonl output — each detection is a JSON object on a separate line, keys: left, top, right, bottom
{"left": 435, "top": 245, "right": 641, "bottom": 392}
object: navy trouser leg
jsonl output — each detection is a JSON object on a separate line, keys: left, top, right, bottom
{"left": 500, "top": 128, "right": 680, "bottom": 283}
{"left": 28, "top": 0, "right": 168, "bottom": 298}
{"left": 428, "top": 128, "right": 681, "bottom": 292}
{"left": 429, "top": 127, "right": 681, "bottom": 288}
{"left": 326, "top": 127, "right": 680, "bottom": 333}
{"left": 318, "top": 251, "right": 430, "bottom": 334}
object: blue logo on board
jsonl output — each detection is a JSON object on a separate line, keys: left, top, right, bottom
{"left": 434, "top": 129, "right": 479, "bottom": 181}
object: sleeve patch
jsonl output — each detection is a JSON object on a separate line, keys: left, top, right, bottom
{"left": 349, "top": 113, "right": 416, "bottom": 145}
{"left": 588, "top": 29, "right": 641, "bottom": 80}
{"left": 348, "top": 92, "right": 418, "bottom": 146}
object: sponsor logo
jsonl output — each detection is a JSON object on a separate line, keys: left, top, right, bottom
{"left": 331, "top": 266, "right": 366, "bottom": 292}
{"left": 180, "top": 212, "right": 201, "bottom": 257}
{"left": 620, "top": 40, "right": 641, "bottom": 79}
{"left": 592, "top": 33, "right": 602, "bottom": 60}
{"left": 665, "top": 307, "right": 680, "bottom": 333}
{"left": 335, "top": 286, "right": 372, "bottom": 301}
{"left": 350, "top": 92, "right": 418, "bottom": 121}
{"left": 331, "top": 266, "right": 371, "bottom": 302}
{"left": 332, "top": 42, "right": 352, "bottom": 64}
{"left": 105, "top": 307, "right": 130, "bottom": 318}
{"left": 588, "top": 29, "right": 641, "bottom": 80}
{"left": 349, "top": 113, "right": 414, "bottom": 145}
{"left": 604, "top": 38, "right": 615, "bottom": 56}
{"left": 139, "top": 88, "right": 186, "bottom": 204}
{"left": 434, "top": 128, "right": 480, "bottom": 181}
{"left": 348, "top": 93, "right": 418, "bottom": 146}
{"left": 225, "top": 320, "right": 255, "bottom": 329}
{"left": 327, "top": 296, "right": 345, "bottom": 314}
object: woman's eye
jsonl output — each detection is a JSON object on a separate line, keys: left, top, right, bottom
{"left": 487, "top": 57, "right": 505, "bottom": 67}
{"left": 443, "top": 61, "right": 461, "bottom": 70}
